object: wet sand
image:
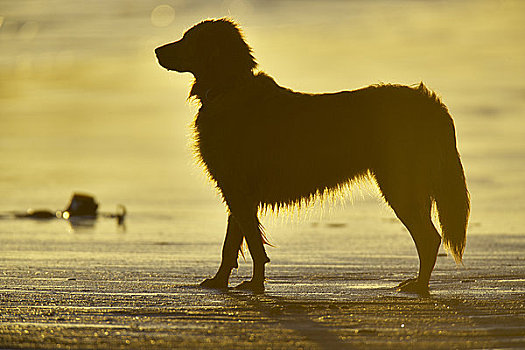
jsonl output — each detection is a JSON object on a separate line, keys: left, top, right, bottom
{"left": 1, "top": 227, "right": 524, "bottom": 349}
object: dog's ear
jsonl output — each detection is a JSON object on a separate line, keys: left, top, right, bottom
{"left": 206, "top": 20, "right": 257, "bottom": 78}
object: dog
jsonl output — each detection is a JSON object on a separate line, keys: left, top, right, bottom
{"left": 155, "top": 19, "right": 470, "bottom": 296}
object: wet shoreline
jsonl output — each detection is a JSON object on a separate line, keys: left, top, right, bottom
{"left": 1, "top": 232, "right": 524, "bottom": 349}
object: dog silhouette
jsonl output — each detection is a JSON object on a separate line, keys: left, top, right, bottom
{"left": 156, "top": 19, "right": 470, "bottom": 296}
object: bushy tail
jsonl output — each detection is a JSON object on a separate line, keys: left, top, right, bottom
{"left": 433, "top": 113, "right": 470, "bottom": 263}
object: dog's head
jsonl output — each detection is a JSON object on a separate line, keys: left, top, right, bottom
{"left": 155, "top": 19, "right": 256, "bottom": 79}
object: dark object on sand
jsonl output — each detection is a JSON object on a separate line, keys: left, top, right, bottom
{"left": 63, "top": 193, "right": 99, "bottom": 217}
{"left": 13, "top": 209, "right": 56, "bottom": 219}
{"left": 7, "top": 192, "right": 126, "bottom": 226}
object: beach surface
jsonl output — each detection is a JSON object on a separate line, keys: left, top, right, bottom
{"left": 1, "top": 221, "right": 524, "bottom": 349}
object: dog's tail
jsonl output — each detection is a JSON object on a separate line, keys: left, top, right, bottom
{"left": 432, "top": 108, "right": 470, "bottom": 264}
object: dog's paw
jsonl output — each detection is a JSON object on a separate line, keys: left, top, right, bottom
{"left": 397, "top": 278, "right": 430, "bottom": 297}
{"left": 199, "top": 277, "right": 228, "bottom": 290}
{"left": 234, "top": 280, "right": 265, "bottom": 293}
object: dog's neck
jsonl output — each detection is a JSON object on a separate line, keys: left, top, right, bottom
{"left": 190, "top": 71, "right": 254, "bottom": 103}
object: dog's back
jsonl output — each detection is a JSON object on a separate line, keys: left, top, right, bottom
{"left": 195, "top": 75, "right": 455, "bottom": 211}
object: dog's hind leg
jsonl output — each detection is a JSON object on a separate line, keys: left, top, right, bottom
{"left": 200, "top": 215, "right": 243, "bottom": 289}
{"left": 376, "top": 173, "right": 441, "bottom": 297}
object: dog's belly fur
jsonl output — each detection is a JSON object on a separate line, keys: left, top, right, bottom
{"left": 195, "top": 75, "right": 448, "bottom": 209}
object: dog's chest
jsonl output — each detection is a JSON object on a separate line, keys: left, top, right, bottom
{"left": 194, "top": 107, "right": 252, "bottom": 172}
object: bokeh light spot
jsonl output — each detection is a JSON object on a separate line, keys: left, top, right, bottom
{"left": 151, "top": 5, "right": 175, "bottom": 27}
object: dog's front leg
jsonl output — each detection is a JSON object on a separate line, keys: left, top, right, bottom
{"left": 232, "top": 210, "right": 270, "bottom": 293}
{"left": 200, "top": 215, "right": 243, "bottom": 289}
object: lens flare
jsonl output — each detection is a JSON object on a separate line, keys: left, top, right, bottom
{"left": 151, "top": 5, "right": 175, "bottom": 27}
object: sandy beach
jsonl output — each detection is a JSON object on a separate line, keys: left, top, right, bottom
{"left": 1, "top": 222, "right": 524, "bottom": 349}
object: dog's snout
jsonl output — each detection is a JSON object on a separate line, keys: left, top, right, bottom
{"left": 155, "top": 44, "right": 169, "bottom": 58}
{"left": 155, "top": 44, "right": 173, "bottom": 66}
{"left": 155, "top": 40, "right": 181, "bottom": 54}
{"left": 155, "top": 41, "right": 189, "bottom": 73}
